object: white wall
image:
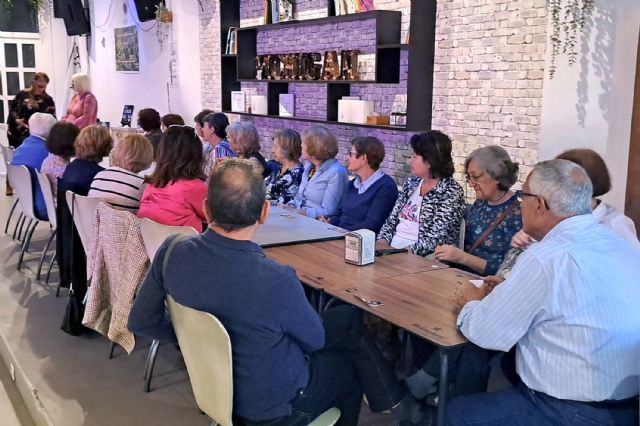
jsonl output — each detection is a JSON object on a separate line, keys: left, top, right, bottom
{"left": 539, "top": 0, "right": 640, "bottom": 210}
{"left": 83, "top": 0, "right": 201, "bottom": 126}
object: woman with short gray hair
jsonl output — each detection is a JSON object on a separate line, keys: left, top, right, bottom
{"left": 433, "top": 145, "right": 522, "bottom": 276}
{"left": 227, "top": 122, "right": 268, "bottom": 176}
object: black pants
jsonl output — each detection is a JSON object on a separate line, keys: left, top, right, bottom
{"left": 242, "top": 306, "right": 405, "bottom": 426}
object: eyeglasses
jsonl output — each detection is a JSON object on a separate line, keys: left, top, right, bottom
{"left": 465, "top": 172, "right": 485, "bottom": 184}
{"left": 517, "top": 190, "right": 550, "bottom": 209}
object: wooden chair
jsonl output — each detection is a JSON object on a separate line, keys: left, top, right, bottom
{"left": 138, "top": 218, "right": 197, "bottom": 391}
{"left": 166, "top": 296, "right": 340, "bottom": 426}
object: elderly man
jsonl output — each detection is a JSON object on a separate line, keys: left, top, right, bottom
{"left": 11, "top": 112, "right": 58, "bottom": 220}
{"left": 129, "top": 159, "right": 418, "bottom": 426}
{"left": 448, "top": 159, "right": 640, "bottom": 425}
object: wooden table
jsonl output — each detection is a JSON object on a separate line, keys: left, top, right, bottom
{"left": 265, "top": 240, "right": 472, "bottom": 426}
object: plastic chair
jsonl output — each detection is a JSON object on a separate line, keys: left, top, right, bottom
{"left": 7, "top": 165, "right": 49, "bottom": 270}
{"left": 35, "top": 172, "right": 58, "bottom": 281}
{"left": 166, "top": 296, "right": 340, "bottom": 426}
{"left": 65, "top": 191, "right": 102, "bottom": 257}
{"left": 138, "top": 218, "right": 197, "bottom": 391}
{"left": 1, "top": 145, "right": 21, "bottom": 235}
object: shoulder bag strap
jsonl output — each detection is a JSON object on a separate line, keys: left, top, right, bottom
{"left": 161, "top": 234, "right": 185, "bottom": 279}
{"left": 469, "top": 201, "right": 519, "bottom": 254}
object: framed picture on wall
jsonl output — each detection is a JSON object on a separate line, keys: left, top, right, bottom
{"left": 114, "top": 26, "right": 140, "bottom": 72}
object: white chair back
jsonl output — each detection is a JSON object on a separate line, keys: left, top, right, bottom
{"left": 8, "top": 165, "right": 37, "bottom": 221}
{"left": 166, "top": 296, "right": 234, "bottom": 426}
{"left": 36, "top": 171, "right": 57, "bottom": 230}
{"left": 65, "top": 191, "right": 102, "bottom": 255}
{"left": 458, "top": 219, "right": 466, "bottom": 249}
{"left": 139, "top": 218, "right": 197, "bottom": 262}
{"left": 1, "top": 144, "right": 15, "bottom": 177}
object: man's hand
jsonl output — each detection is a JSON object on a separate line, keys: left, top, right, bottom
{"left": 454, "top": 281, "right": 487, "bottom": 311}
{"left": 483, "top": 275, "right": 506, "bottom": 295}
{"left": 434, "top": 244, "right": 466, "bottom": 264}
{"left": 511, "top": 229, "right": 535, "bottom": 249}
{"left": 318, "top": 215, "right": 331, "bottom": 224}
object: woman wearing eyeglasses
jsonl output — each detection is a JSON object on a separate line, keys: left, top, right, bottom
{"left": 377, "top": 131, "right": 465, "bottom": 257}
{"left": 137, "top": 126, "right": 207, "bottom": 231}
{"left": 432, "top": 145, "right": 522, "bottom": 275}
{"left": 320, "top": 136, "right": 398, "bottom": 234}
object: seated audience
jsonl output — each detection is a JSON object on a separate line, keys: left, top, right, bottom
{"left": 193, "top": 109, "right": 213, "bottom": 140}
{"left": 288, "top": 125, "right": 349, "bottom": 219}
{"left": 88, "top": 134, "right": 153, "bottom": 212}
{"left": 227, "top": 122, "right": 268, "bottom": 176}
{"left": 137, "top": 126, "right": 207, "bottom": 231}
{"left": 11, "top": 112, "right": 58, "bottom": 219}
{"left": 128, "top": 159, "right": 422, "bottom": 426}
{"left": 448, "top": 159, "right": 640, "bottom": 426}
{"left": 137, "top": 108, "right": 163, "bottom": 156}
{"left": 322, "top": 137, "right": 398, "bottom": 233}
{"left": 201, "top": 112, "right": 235, "bottom": 176}
{"left": 61, "top": 73, "right": 98, "bottom": 129}
{"left": 60, "top": 126, "right": 113, "bottom": 195}
{"left": 433, "top": 145, "right": 522, "bottom": 275}
{"left": 41, "top": 122, "right": 79, "bottom": 199}
{"left": 265, "top": 129, "right": 304, "bottom": 205}
{"left": 160, "top": 113, "right": 185, "bottom": 131}
{"left": 377, "top": 131, "right": 465, "bottom": 256}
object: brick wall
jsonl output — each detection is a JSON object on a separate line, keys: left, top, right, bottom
{"left": 199, "top": 0, "right": 548, "bottom": 192}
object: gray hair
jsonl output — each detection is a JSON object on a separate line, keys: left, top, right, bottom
{"left": 465, "top": 145, "right": 519, "bottom": 191}
{"left": 28, "top": 113, "right": 57, "bottom": 139}
{"left": 71, "top": 73, "right": 91, "bottom": 93}
{"left": 528, "top": 159, "right": 592, "bottom": 217}
{"left": 227, "top": 122, "right": 260, "bottom": 155}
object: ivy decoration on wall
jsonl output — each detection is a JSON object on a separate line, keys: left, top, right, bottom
{"left": 548, "top": 0, "right": 595, "bottom": 78}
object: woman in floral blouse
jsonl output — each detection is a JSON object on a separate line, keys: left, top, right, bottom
{"left": 377, "top": 130, "right": 465, "bottom": 257}
{"left": 433, "top": 145, "right": 522, "bottom": 275}
{"left": 265, "top": 129, "right": 304, "bottom": 204}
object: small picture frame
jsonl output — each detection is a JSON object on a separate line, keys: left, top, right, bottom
{"left": 231, "top": 91, "right": 245, "bottom": 112}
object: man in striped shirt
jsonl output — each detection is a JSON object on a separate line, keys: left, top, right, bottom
{"left": 448, "top": 159, "right": 640, "bottom": 425}
{"left": 201, "top": 112, "right": 236, "bottom": 177}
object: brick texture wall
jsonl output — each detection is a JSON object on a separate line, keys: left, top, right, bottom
{"left": 199, "top": 0, "right": 548, "bottom": 192}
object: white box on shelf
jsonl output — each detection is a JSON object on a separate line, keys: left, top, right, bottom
{"left": 338, "top": 99, "right": 374, "bottom": 124}
{"left": 279, "top": 94, "right": 295, "bottom": 117}
{"left": 231, "top": 91, "right": 245, "bottom": 112}
{"left": 251, "top": 95, "right": 268, "bottom": 115}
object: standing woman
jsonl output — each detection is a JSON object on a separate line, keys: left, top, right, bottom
{"left": 7, "top": 72, "right": 56, "bottom": 148}
{"left": 61, "top": 73, "right": 98, "bottom": 129}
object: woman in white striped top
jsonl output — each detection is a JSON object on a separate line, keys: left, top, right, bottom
{"left": 88, "top": 134, "right": 153, "bottom": 212}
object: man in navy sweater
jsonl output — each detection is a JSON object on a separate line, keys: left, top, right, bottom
{"left": 129, "top": 159, "right": 415, "bottom": 425}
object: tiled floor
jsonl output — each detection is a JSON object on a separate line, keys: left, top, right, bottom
{"left": 0, "top": 176, "right": 399, "bottom": 425}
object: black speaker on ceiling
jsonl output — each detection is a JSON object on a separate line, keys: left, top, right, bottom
{"left": 56, "top": 0, "right": 91, "bottom": 36}
{"left": 133, "top": 0, "right": 164, "bottom": 22}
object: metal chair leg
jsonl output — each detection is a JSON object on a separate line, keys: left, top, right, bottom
{"left": 17, "top": 221, "right": 37, "bottom": 270}
{"left": 108, "top": 341, "right": 116, "bottom": 359}
{"left": 47, "top": 253, "right": 57, "bottom": 287}
{"left": 4, "top": 199, "right": 18, "bottom": 234}
{"left": 12, "top": 213, "right": 24, "bottom": 240}
{"left": 17, "top": 218, "right": 32, "bottom": 243}
{"left": 37, "top": 230, "right": 56, "bottom": 280}
{"left": 143, "top": 339, "right": 161, "bottom": 393}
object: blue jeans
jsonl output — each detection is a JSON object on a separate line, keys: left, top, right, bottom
{"left": 447, "top": 381, "right": 639, "bottom": 426}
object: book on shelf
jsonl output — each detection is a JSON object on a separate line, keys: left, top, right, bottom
{"left": 225, "top": 27, "right": 238, "bottom": 55}
{"left": 271, "top": 0, "right": 279, "bottom": 25}
{"left": 231, "top": 91, "right": 245, "bottom": 112}
{"left": 359, "top": 0, "right": 374, "bottom": 12}
{"left": 279, "top": 94, "right": 295, "bottom": 117}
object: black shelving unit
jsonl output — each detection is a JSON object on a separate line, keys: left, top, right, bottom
{"left": 219, "top": 1, "right": 436, "bottom": 132}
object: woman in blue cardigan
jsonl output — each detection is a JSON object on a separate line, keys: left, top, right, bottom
{"left": 321, "top": 137, "right": 397, "bottom": 233}
{"left": 288, "top": 126, "right": 349, "bottom": 219}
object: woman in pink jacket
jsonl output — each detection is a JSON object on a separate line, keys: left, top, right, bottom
{"left": 61, "top": 73, "right": 98, "bottom": 129}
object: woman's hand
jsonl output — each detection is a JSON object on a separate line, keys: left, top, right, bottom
{"left": 511, "top": 229, "right": 534, "bottom": 249}
{"left": 318, "top": 216, "right": 331, "bottom": 224}
{"left": 434, "top": 244, "right": 466, "bottom": 264}
{"left": 375, "top": 240, "right": 393, "bottom": 251}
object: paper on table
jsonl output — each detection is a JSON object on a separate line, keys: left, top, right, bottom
{"left": 469, "top": 279, "right": 484, "bottom": 288}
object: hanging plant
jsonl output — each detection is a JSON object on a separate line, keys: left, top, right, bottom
{"left": 155, "top": 2, "right": 173, "bottom": 50}
{"left": 547, "top": 0, "right": 595, "bottom": 78}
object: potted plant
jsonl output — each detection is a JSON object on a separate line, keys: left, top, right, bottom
{"left": 155, "top": 2, "right": 173, "bottom": 50}
{"left": 155, "top": 2, "right": 173, "bottom": 23}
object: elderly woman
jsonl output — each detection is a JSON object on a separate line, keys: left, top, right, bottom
{"left": 41, "top": 122, "right": 79, "bottom": 199}
{"left": 60, "top": 126, "right": 113, "bottom": 195}
{"left": 7, "top": 72, "right": 56, "bottom": 148}
{"left": 137, "top": 126, "right": 207, "bottom": 230}
{"left": 288, "top": 125, "right": 349, "bottom": 219}
{"left": 377, "top": 131, "right": 465, "bottom": 256}
{"left": 322, "top": 137, "right": 398, "bottom": 234}
{"left": 137, "top": 108, "right": 163, "bottom": 156}
{"left": 265, "top": 129, "right": 304, "bottom": 204}
{"left": 61, "top": 73, "right": 98, "bottom": 129}
{"left": 11, "top": 112, "right": 58, "bottom": 219}
{"left": 227, "top": 122, "right": 268, "bottom": 177}
{"left": 433, "top": 146, "right": 522, "bottom": 275}
{"left": 88, "top": 134, "right": 153, "bottom": 212}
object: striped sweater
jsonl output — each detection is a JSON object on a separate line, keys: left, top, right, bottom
{"left": 88, "top": 166, "right": 146, "bottom": 212}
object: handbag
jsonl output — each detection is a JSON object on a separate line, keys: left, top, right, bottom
{"left": 61, "top": 192, "right": 91, "bottom": 336}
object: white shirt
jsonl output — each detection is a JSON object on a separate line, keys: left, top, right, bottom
{"left": 592, "top": 201, "right": 640, "bottom": 252}
{"left": 391, "top": 182, "right": 422, "bottom": 248}
{"left": 458, "top": 214, "right": 640, "bottom": 401}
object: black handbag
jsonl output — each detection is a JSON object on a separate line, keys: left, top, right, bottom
{"left": 60, "top": 192, "right": 91, "bottom": 336}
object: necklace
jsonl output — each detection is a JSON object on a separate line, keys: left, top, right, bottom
{"left": 488, "top": 190, "right": 509, "bottom": 205}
